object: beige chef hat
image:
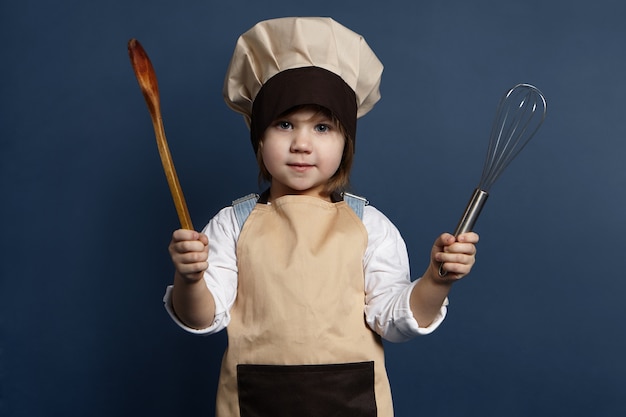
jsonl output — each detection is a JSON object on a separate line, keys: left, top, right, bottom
{"left": 223, "top": 17, "right": 384, "bottom": 152}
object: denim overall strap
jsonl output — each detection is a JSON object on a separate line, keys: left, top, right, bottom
{"left": 232, "top": 193, "right": 260, "bottom": 229}
{"left": 232, "top": 192, "right": 367, "bottom": 229}
{"left": 341, "top": 192, "right": 368, "bottom": 220}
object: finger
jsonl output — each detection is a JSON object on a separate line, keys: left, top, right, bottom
{"left": 178, "top": 239, "right": 209, "bottom": 253}
{"left": 441, "top": 233, "right": 455, "bottom": 244}
{"left": 456, "top": 232, "right": 479, "bottom": 244}
{"left": 440, "top": 252, "right": 474, "bottom": 268}
{"left": 440, "top": 251, "right": 475, "bottom": 264}
{"left": 177, "top": 261, "right": 209, "bottom": 275}
{"left": 444, "top": 242, "right": 477, "bottom": 256}
{"left": 438, "top": 262, "right": 471, "bottom": 277}
{"left": 433, "top": 233, "right": 455, "bottom": 251}
{"left": 169, "top": 241, "right": 209, "bottom": 264}
{"left": 172, "top": 249, "right": 208, "bottom": 271}
{"left": 172, "top": 229, "right": 201, "bottom": 242}
{"left": 176, "top": 248, "right": 208, "bottom": 262}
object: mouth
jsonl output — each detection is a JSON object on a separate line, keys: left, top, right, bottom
{"left": 287, "top": 163, "right": 314, "bottom": 172}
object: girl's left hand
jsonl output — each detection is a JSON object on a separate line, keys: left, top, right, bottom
{"left": 431, "top": 232, "right": 479, "bottom": 280}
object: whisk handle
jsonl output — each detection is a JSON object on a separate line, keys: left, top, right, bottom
{"left": 452, "top": 188, "right": 489, "bottom": 236}
{"left": 439, "top": 188, "right": 489, "bottom": 277}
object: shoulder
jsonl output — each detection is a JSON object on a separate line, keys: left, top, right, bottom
{"left": 211, "top": 205, "right": 238, "bottom": 225}
{"left": 362, "top": 204, "right": 398, "bottom": 229}
{"left": 204, "top": 205, "right": 240, "bottom": 240}
{"left": 362, "top": 204, "right": 404, "bottom": 245}
{"left": 361, "top": 204, "right": 410, "bottom": 271}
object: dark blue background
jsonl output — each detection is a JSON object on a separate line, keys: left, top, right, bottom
{"left": 2, "top": 1, "right": 625, "bottom": 416}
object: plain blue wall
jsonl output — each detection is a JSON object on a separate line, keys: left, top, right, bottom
{"left": 2, "top": 0, "right": 626, "bottom": 416}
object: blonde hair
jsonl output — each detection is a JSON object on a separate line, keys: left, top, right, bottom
{"left": 256, "top": 105, "right": 354, "bottom": 194}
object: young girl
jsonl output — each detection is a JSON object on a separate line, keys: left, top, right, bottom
{"left": 165, "top": 17, "right": 478, "bottom": 417}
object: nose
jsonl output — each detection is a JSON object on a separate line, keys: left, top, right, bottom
{"left": 290, "top": 129, "right": 312, "bottom": 153}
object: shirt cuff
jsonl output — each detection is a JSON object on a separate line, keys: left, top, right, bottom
{"left": 389, "top": 279, "right": 448, "bottom": 341}
{"left": 162, "top": 285, "right": 224, "bottom": 335}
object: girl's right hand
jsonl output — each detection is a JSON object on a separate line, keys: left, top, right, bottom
{"left": 168, "top": 229, "right": 209, "bottom": 282}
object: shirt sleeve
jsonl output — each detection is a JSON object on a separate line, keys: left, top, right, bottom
{"left": 362, "top": 205, "right": 448, "bottom": 342}
{"left": 162, "top": 206, "right": 240, "bottom": 335}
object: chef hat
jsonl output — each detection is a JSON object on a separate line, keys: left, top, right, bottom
{"left": 223, "top": 17, "right": 384, "bottom": 152}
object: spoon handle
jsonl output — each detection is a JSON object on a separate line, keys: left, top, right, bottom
{"left": 128, "top": 39, "right": 193, "bottom": 230}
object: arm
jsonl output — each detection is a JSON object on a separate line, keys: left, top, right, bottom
{"left": 410, "top": 232, "right": 479, "bottom": 327}
{"left": 169, "top": 229, "right": 216, "bottom": 329}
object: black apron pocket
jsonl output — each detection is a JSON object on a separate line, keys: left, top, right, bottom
{"left": 237, "top": 361, "right": 377, "bottom": 417}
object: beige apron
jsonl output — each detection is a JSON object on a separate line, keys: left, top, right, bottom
{"left": 216, "top": 195, "right": 393, "bottom": 417}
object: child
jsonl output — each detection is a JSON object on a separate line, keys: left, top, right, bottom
{"left": 164, "top": 17, "right": 478, "bottom": 417}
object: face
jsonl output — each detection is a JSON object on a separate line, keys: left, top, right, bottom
{"left": 260, "top": 107, "right": 345, "bottom": 201}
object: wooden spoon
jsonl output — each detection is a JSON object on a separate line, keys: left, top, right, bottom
{"left": 127, "top": 38, "right": 193, "bottom": 230}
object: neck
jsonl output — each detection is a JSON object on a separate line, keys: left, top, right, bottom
{"left": 268, "top": 187, "right": 333, "bottom": 203}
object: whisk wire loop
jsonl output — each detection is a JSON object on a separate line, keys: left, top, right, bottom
{"left": 478, "top": 84, "right": 547, "bottom": 191}
{"left": 439, "top": 83, "right": 546, "bottom": 277}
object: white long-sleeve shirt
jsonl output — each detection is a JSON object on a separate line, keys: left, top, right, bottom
{"left": 163, "top": 203, "right": 447, "bottom": 342}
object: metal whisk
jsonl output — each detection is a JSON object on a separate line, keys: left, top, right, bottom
{"left": 440, "top": 83, "right": 547, "bottom": 276}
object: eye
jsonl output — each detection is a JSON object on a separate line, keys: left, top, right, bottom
{"left": 315, "top": 124, "right": 331, "bottom": 133}
{"left": 276, "top": 121, "right": 292, "bottom": 130}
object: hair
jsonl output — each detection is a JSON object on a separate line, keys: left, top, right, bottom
{"left": 256, "top": 104, "right": 355, "bottom": 194}
{"left": 249, "top": 67, "right": 357, "bottom": 154}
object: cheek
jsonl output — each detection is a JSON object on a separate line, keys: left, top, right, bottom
{"left": 260, "top": 142, "right": 281, "bottom": 172}
{"left": 331, "top": 150, "right": 344, "bottom": 170}
{"left": 329, "top": 141, "right": 345, "bottom": 169}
